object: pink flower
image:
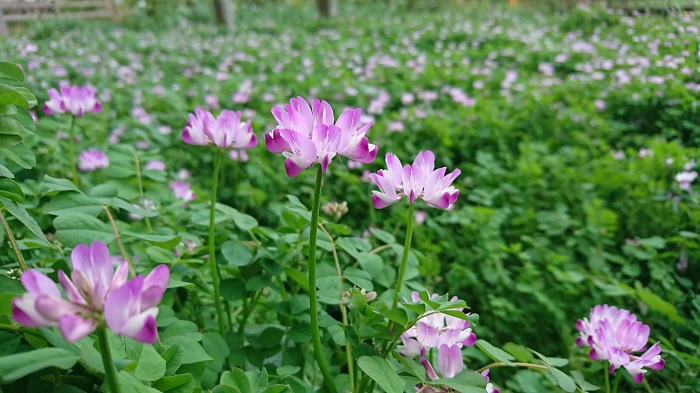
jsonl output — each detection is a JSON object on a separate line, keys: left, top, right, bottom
{"left": 145, "top": 159, "right": 166, "bottom": 171}
{"left": 183, "top": 108, "right": 257, "bottom": 150}
{"left": 370, "top": 151, "right": 460, "bottom": 209}
{"left": 43, "top": 84, "right": 102, "bottom": 117}
{"left": 675, "top": 171, "right": 698, "bottom": 190}
{"left": 12, "top": 241, "right": 169, "bottom": 344}
{"left": 398, "top": 291, "right": 476, "bottom": 379}
{"left": 229, "top": 149, "right": 249, "bottom": 162}
{"left": 265, "top": 97, "right": 378, "bottom": 177}
{"left": 169, "top": 180, "right": 195, "bottom": 202}
{"left": 482, "top": 370, "right": 500, "bottom": 393}
{"left": 205, "top": 94, "right": 220, "bottom": 109}
{"left": 177, "top": 168, "right": 192, "bottom": 179}
{"left": 576, "top": 305, "right": 664, "bottom": 383}
{"left": 78, "top": 149, "right": 109, "bottom": 172}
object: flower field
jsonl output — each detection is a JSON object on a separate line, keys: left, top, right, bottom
{"left": 0, "top": 2, "right": 698, "bottom": 393}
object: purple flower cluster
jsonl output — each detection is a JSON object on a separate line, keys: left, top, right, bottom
{"left": 265, "top": 97, "right": 378, "bottom": 177}
{"left": 12, "top": 241, "right": 169, "bottom": 344}
{"left": 43, "top": 84, "right": 102, "bottom": 117}
{"left": 370, "top": 151, "right": 460, "bottom": 210}
{"left": 576, "top": 305, "right": 664, "bottom": 383}
{"left": 398, "top": 292, "right": 476, "bottom": 380}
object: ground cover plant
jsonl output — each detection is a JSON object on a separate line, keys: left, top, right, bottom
{"left": 0, "top": 1, "right": 699, "bottom": 392}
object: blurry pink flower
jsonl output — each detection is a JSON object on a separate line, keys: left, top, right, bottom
{"left": 136, "top": 140, "right": 150, "bottom": 150}
{"left": 30, "top": 110, "right": 38, "bottom": 123}
{"left": 131, "top": 107, "right": 152, "bottom": 125}
{"left": 145, "top": 160, "right": 166, "bottom": 171}
{"left": 265, "top": 97, "right": 378, "bottom": 177}
{"left": 401, "top": 93, "right": 415, "bottom": 105}
{"left": 229, "top": 149, "right": 249, "bottom": 162}
{"left": 169, "top": 180, "right": 195, "bottom": 202}
{"left": 415, "top": 210, "right": 427, "bottom": 225}
{"left": 370, "top": 151, "right": 460, "bottom": 209}
{"left": 231, "top": 92, "right": 250, "bottom": 104}
{"left": 177, "top": 168, "right": 192, "bottom": 179}
{"left": 78, "top": 149, "right": 109, "bottom": 172}
{"left": 638, "top": 148, "right": 654, "bottom": 158}
{"left": 594, "top": 99, "right": 606, "bottom": 111}
{"left": 675, "top": 171, "right": 697, "bottom": 190}
{"left": 183, "top": 108, "right": 257, "bottom": 150}
{"left": 43, "top": 84, "right": 102, "bottom": 117}
{"left": 158, "top": 125, "right": 172, "bottom": 135}
{"left": 347, "top": 160, "right": 363, "bottom": 170}
{"left": 387, "top": 121, "right": 405, "bottom": 133}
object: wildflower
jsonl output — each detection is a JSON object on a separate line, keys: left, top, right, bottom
{"left": 369, "top": 151, "right": 460, "bottom": 209}
{"left": 576, "top": 305, "right": 664, "bottom": 383}
{"left": 177, "top": 168, "right": 192, "bottom": 179}
{"left": 265, "top": 97, "right": 378, "bottom": 177}
{"left": 183, "top": 108, "right": 257, "bottom": 151}
{"left": 638, "top": 148, "right": 654, "bottom": 158}
{"left": 43, "top": 84, "right": 102, "bottom": 117}
{"left": 12, "top": 241, "right": 169, "bottom": 343}
{"left": 169, "top": 180, "right": 195, "bottom": 202}
{"left": 229, "top": 149, "right": 250, "bottom": 162}
{"left": 675, "top": 171, "right": 697, "bottom": 190}
{"left": 145, "top": 159, "right": 166, "bottom": 171}
{"left": 482, "top": 370, "right": 500, "bottom": 393}
{"left": 398, "top": 291, "right": 476, "bottom": 379}
{"left": 78, "top": 149, "right": 109, "bottom": 172}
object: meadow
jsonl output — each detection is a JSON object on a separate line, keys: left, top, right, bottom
{"left": 0, "top": 2, "right": 698, "bottom": 392}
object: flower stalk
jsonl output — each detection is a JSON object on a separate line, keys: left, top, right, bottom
{"left": 0, "top": 207, "right": 28, "bottom": 271}
{"left": 96, "top": 326, "right": 122, "bottom": 393}
{"left": 392, "top": 203, "right": 415, "bottom": 309}
{"left": 67, "top": 115, "right": 79, "bottom": 187}
{"left": 208, "top": 148, "right": 228, "bottom": 336}
{"left": 308, "top": 165, "right": 337, "bottom": 393}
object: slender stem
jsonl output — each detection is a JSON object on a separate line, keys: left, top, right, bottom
{"left": 319, "top": 221, "right": 354, "bottom": 392}
{"left": 67, "top": 116, "right": 79, "bottom": 187}
{"left": 611, "top": 371, "right": 621, "bottom": 393}
{"left": 133, "top": 153, "right": 153, "bottom": 233}
{"left": 96, "top": 327, "right": 122, "bottom": 393}
{"left": 208, "top": 149, "right": 228, "bottom": 336}
{"left": 605, "top": 368, "right": 611, "bottom": 393}
{"left": 308, "top": 165, "right": 337, "bottom": 393}
{"left": 0, "top": 208, "right": 28, "bottom": 271}
{"left": 102, "top": 206, "right": 135, "bottom": 277}
{"left": 392, "top": 203, "right": 416, "bottom": 309}
{"left": 476, "top": 362, "right": 549, "bottom": 373}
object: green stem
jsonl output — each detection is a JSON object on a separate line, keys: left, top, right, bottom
{"left": 133, "top": 153, "right": 153, "bottom": 233}
{"left": 605, "top": 368, "right": 610, "bottom": 393}
{"left": 308, "top": 165, "right": 337, "bottom": 393}
{"left": 392, "top": 203, "right": 415, "bottom": 309}
{"left": 96, "top": 327, "right": 122, "bottom": 393}
{"left": 0, "top": 208, "right": 28, "bottom": 271}
{"left": 67, "top": 115, "right": 79, "bottom": 187}
{"left": 611, "top": 371, "right": 621, "bottom": 393}
{"left": 208, "top": 149, "right": 228, "bottom": 336}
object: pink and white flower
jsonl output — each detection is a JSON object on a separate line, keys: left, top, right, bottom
{"left": 43, "top": 84, "right": 102, "bottom": 117}
{"left": 183, "top": 108, "right": 257, "bottom": 151}
{"left": 78, "top": 149, "right": 109, "bottom": 172}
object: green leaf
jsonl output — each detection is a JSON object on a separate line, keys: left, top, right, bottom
{"left": 432, "top": 371, "right": 487, "bottom": 392}
{"left": 108, "top": 197, "right": 159, "bottom": 218}
{"left": 570, "top": 370, "right": 599, "bottom": 391}
{"left": 221, "top": 369, "right": 252, "bottom": 393}
{"left": 134, "top": 345, "right": 166, "bottom": 381}
{"left": 356, "top": 356, "right": 404, "bottom": 393}
{"left": 53, "top": 213, "right": 115, "bottom": 248}
{"left": 43, "top": 192, "right": 103, "bottom": 216}
{"left": 0, "top": 63, "right": 25, "bottom": 82}
{"left": 152, "top": 373, "right": 196, "bottom": 392}
{"left": 1, "top": 142, "right": 36, "bottom": 169}
{"left": 112, "top": 371, "right": 153, "bottom": 393}
{"left": 212, "top": 386, "right": 241, "bottom": 393}
{"left": 382, "top": 308, "right": 408, "bottom": 326}
{"left": 0, "top": 347, "right": 80, "bottom": 383}
{"left": 369, "top": 227, "right": 395, "bottom": 244}
{"left": 548, "top": 367, "right": 576, "bottom": 392}
{"left": 0, "top": 178, "right": 24, "bottom": 202}
{"left": 44, "top": 175, "right": 80, "bottom": 192}
{"left": 221, "top": 278, "right": 246, "bottom": 301}
{"left": 14, "top": 87, "right": 37, "bottom": 108}
{"left": 530, "top": 349, "right": 568, "bottom": 367}
{"left": 476, "top": 339, "right": 514, "bottom": 366}
{"left": 0, "top": 197, "right": 49, "bottom": 244}
{"left": 0, "top": 163, "right": 13, "bottom": 178}
{"left": 0, "top": 134, "right": 21, "bottom": 149}
{"left": 0, "top": 84, "right": 29, "bottom": 108}
{"left": 123, "top": 232, "right": 181, "bottom": 248}
{"left": 344, "top": 266, "right": 373, "bottom": 290}
{"left": 10, "top": 107, "right": 35, "bottom": 134}
{"left": 634, "top": 283, "right": 684, "bottom": 324}
{"left": 221, "top": 240, "right": 254, "bottom": 266}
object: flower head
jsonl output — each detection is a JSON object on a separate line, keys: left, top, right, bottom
{"left": 78, "top": 149, "right": 109, "bottom": 172}
{"left": 183, "top": 108, "right": 257, "bottom": 150}
{"left": 12, "top": 241, "right": 169, "bottom": 343}
{"left": 43, "top": 84, "right": 102, "bottom": 117}
{"left": 265, "top": 97, "right": 378, "bottom": 177}
{"left": 169, "top": 180, "right": 195, "bottom": 202}
{"left": 397, "top": 291, "right": 475, "bottom": 380}
{"left": 576, "top": 305, "right": 664, "bottom": 383}
{"left": 675, "top": 171, "right": 697, "bottom": 190}
{"left": 370, "top": 151, "right": 460, "bottom": 209}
